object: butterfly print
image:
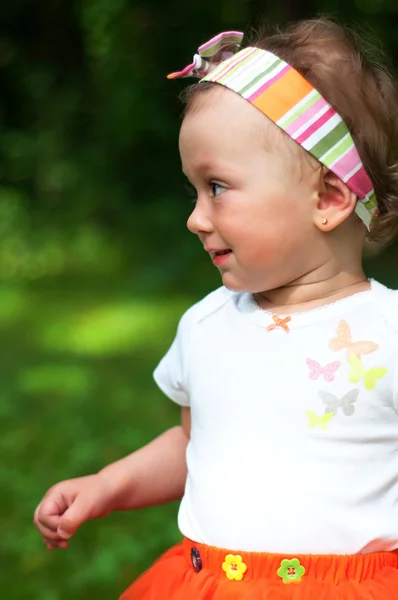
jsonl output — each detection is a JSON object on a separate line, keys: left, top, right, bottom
{"left": 306, "top": 359, "right": 341, "bottom": 382}
{"left": 348, "top": 355, "right": 387, "bottom": 390}
{"left": 318, "top": 389, "right": 359, "bottom": 416}
{"left": 329, "top": 320, "right": 378, "bottom": 359}
{"left": 306, "top": 410, "right": 335, "bottom": 430}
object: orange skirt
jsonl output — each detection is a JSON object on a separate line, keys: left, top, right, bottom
{"left": 120, "top": 538, "right": 398, "bottom": 599}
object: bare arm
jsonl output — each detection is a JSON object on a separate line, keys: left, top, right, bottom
{"left": 99, "top": 407, "right": 191, "bottom": 512}
{"left": 34, "top": 408, "right": 191, "bottom": 547}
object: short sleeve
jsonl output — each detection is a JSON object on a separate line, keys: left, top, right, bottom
{"left": 153, "top": 315, "right": 191, "bottom": 407}
{"left": 372, "top": 282, "right": 398, "bottom": 412}
{"left": 153, "top": 286, "right": 236, "bottom": 407}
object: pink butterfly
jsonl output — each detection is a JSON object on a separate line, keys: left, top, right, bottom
{"left": 306, "top": 359, "right": 341, "bottom": 382}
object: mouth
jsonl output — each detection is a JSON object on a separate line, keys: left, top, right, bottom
{"left": 210, "top": 249, "right": 233, "bottom": 266}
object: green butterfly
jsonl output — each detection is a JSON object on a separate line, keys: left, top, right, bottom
{"left": 306, "top": 410, "right": 335, "bottom": 430}
{"left": 348, "top": 355, "right": 387, "bottom": 390}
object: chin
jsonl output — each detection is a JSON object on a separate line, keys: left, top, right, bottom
{"left": 221, "top": 274, "right": 259, "bottom": 294}
{"left": 221, "top": 272, "right": 278, "bottom": 295}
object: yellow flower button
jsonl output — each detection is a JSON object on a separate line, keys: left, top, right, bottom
{"left": 222, "top": 554, "right": 247, "bottom": 581}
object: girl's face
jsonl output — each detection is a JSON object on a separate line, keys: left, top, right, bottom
{"left": 179, "top": 87, "right": 325, "bottom": 294}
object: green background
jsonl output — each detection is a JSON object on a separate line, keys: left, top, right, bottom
{"left": 1, "top": 1, "right": 397, "bottom": 598}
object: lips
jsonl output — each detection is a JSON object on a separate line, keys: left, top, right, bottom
{"left": 206, "top": 248, "right": 232, "bottom": 258}
{"left": 210, "top": 249, "right": 232, "bottom": 266}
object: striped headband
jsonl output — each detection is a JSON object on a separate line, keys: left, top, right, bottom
{"left": 168, "top": 31, "right": 378, "bottom": 229}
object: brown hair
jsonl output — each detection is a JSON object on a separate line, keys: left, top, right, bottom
{"left": 181, "top": 17, "right": 398, "bottom": 244}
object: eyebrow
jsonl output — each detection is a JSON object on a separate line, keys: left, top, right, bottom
{"left": 183, "top": 160, "right": 238, "bottom": 181}
{"left": 194, "top": 160, "right": 216, "bottom": 172}
{"left": 181, "top": 161, "right": 213, "bottom": 183}
{"left": 184, "top": 160, "right": 216, "bottom": 176}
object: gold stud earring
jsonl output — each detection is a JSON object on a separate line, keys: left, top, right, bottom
{"left": 321, "top": 218, "right": 328, "bottom": 225}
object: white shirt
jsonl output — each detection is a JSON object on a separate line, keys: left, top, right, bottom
{"left": 153, "top": 280, "right": 398, "bottom": 554}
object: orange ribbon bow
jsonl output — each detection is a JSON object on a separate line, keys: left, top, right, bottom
{"left": 266, "top": 315, "right": 291, "bottom": 332}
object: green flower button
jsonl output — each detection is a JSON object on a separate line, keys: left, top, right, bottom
{"left": 277, "top": 558, "right": 305, "bottom": 584}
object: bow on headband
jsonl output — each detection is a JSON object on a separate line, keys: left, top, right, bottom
{"left": 167, "top": 31, "right": 244, "bottom": 79}
{"left": 168, "top": 31, "right": 378, "bottom": 229}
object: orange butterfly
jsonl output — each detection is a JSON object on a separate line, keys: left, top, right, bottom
{"left": 329, "top": 320, "right": 378, "bottom": 359}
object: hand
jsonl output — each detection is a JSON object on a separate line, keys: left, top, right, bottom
{"left": 34, "top": 473, "right": 117, "bottom": 550}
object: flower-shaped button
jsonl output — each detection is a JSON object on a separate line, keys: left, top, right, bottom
{"left": 222, "top": 554, "right": 247, "bottom": 581}
{"left": 277, "top": 558, "right": 305, "bottom": 584}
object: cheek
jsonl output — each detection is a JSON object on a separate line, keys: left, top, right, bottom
{"left": 264, "top": 193, "right": 314, "bottom": 242}
{"left": 218, "top": 187, "right": 313, "bottom": 254}
{"left": 238, "top": 210, "right": 311, "bottom": 266}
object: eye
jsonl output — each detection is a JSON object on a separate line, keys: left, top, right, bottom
{"left": 210, "top": 182, "right": 227, "bottom": 197}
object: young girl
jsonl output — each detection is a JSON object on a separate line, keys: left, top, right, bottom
{"left": 34, "top": 16, "right": 398, "bottom": 600}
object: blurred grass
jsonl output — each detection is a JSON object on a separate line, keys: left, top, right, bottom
{"left": 0, "top": 278, "right": 193, "bottom": 599}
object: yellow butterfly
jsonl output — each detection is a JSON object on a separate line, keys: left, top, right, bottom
{"left": 306, "top": 410, "right": 335, "bottom": 430}
{"left": 348, "top": 355, "right": 387, "bottom": 390}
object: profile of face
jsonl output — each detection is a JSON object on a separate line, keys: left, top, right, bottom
{"left": 179, "top": 86, "right": 351, "bottom": 294}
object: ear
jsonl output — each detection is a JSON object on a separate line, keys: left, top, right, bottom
{"left": 314, "top": 168, "right": 358, "bottom": 231}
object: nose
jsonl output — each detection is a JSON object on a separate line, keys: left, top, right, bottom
{"left": 187, "top": 197, "right": 214, "bottom": 235}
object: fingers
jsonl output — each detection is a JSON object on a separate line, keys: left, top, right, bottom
{"left": 35, "top": 493, "right": 68, "bottom": 529}
{"left": 35, "top": 510, "right": 68, "bottom": 550}
{"left": 34, "top": 477, "right": 100, "bottom": 550}
{"left": 57, "top": 495, "right": 94, "bottom": 539}
{"left": 34, "top": 504, "right": 61, "bottom": 536}
{"left": 34, "top": 491, "right": 72, "bottom": 550}
{"left": 40, "top": 493, "right": 69, "bottom": 521}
